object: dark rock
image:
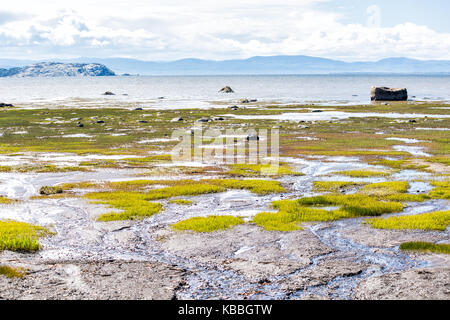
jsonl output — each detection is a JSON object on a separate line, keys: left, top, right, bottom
{"left": 229, "top": 106, "right": 239, "bottom": 110}
{"left": 371, "top": 87, "right": 408, "bottom": 101}
{"left": 311, "top": 110, "right": 323, "bottom": 113}
{"left": 0, "top": 103, "right": 14, "bottom": 107}
{"left": 134, "top": 107, "right": 143, "bottom": 111}
{"left": 409, "top": 119, "right": 417, "bottom": 123}
{"left": 240, "top": 99, "right": 250, "bottom": 104}
{"left": 246, "top": 134, "right": 259, "bottom": 141}
{"left": 258, "top": 279, "right": 271, "bottom": 285}
{"left": 39, "top": 186, "right": 63, "bottom": 195}
{"left": 138, "top": 120, "right": 148, "bottom": 123}
{"left": 214, "top": 117, "right": 225, "bottom": 121}
{"left": 171, "top": 117, "right": 184, "bottom": 122}
{"left": 96, "top": 120, "right": 105, "bottom": 124}
{"left": 78, "top": 123, "right": 84, "bottom": 127}
{"left": 103, "top": 91, "right": 115, "bottom": 96}
{"left": 219, "top": 86, "right": 234, "bottom": 93}
{"left": 197, "top": 118, "right": 211, "bottom": 123}
{"left": 158, "top": 97, "right": 165, "bottom": 99}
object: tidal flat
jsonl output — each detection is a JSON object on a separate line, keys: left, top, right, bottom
{"left": 0, "top": 102, "right": 448, "bottom": 300}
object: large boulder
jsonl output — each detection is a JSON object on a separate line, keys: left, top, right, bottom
{"left": 371, "top": 87, "right": 408, "bottom": 101}
{"left": 0, "top": 103, "right": 14, "bottom": 107}
{"left": 219, "top": 86, "right": 234, "bottom": 93}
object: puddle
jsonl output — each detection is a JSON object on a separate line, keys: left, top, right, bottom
{"left": 415, "top": 128, "right": 450, "bottom": 131}
{"left": 385, "top": 137, "right": 424, "bottom": 144}
{"left": 393, "top": 145, "right": 431, "bottom": 157}
{"left": 62, "top": 134, "right": 94, "bottom": 138}
{"left": 137, "top": 138, "right": 179, "bottom": 144}
{"left": 222, "top": 112, "right": 450, "bottom": 122}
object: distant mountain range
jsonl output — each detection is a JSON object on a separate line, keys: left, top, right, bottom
{"left": 0, "top": 62, "right": 116, "bottom": 77}
{"left": 1, "top": 56, "right": 450, "bottom": 76}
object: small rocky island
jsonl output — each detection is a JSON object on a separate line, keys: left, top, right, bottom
{"left": 0, "top": 62, "right": 116, "bottom": 77}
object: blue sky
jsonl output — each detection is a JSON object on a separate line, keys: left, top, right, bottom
{"left": 0, "top": 0, "right": 449, "bottom": 61}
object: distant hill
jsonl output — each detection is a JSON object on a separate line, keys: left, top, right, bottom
{"left": 1, "top": 56, "right": 450, "bottom": 75}
{"left": 0, "top": 62, "right": 116, "bottom": 77}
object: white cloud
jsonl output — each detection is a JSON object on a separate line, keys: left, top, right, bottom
{"left": 0, "top": 0, "right": 449, "bottom": 61}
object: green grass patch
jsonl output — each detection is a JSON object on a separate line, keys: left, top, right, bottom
{"left": 399, "top": 242, "right": 450, "bottom": 254}
{"left": 0, "top": 220, "right": 53, "bottom": 252}
{"left": 366, "top": 210, "right": 450, "bottom": 231}
{"left": 227, "top": 163, "right": 303, "bottom": 177}
{"left": 74, "top": 179, "right": 288, "bottom": 221}
{"left": 145, "top": 184, "right": 225, "bottom": 200}
{"left": 362, "top": 181, "right": 409, "bottom": 196}
{"left": 312, "top": 181, "right": 366, "bottom": 193}
{"left": 172, "top": 216, "right": 244, "bottom": 232}
{"left": 428, "top": 181, "right": 450, "bottom": 199}
{"left": 206, "top": 179, "right": 286, "bottom": 195}
{"left": 369, "top": 159, "right": 428, "bottom": 170}
{"left": 0, "top": 165, "right": 90, "bottom": 173}
{"left": 0, "top": 265, "right": 26, "bottom": 278}
{"left": 0, "top": 196, "right": 14, "bottom": 204}
{"left": 428, "top": 156, "right": 450, "bottom": 166}
{"left": 335, "top": 170, "right": 391, "bottom": 178}
{"left": 253, "top": 208, "right": 353, "bottom": 231}
{"left": 70, "top": 179, "right": 286, "bottom": 196}
{"left": 288, "top": 194, "right": 404, "bottom": 216}
{"left": 168, "top": 199, "right": 193, "bottom": 205}
{"left": 253, "top": 194, "right": 404, "bottom": 232}
{"left": 384, "top": 193, "right": 431, "bottom": 202}
{"left": 84, "top": 192, "right": 163, "bottom": 222}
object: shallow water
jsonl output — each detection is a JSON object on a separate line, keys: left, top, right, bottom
{"left": 2, "top": 75, "right": 450, "bottom": 108}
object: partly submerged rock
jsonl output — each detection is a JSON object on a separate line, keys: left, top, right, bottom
{"left": 219, "top": 86, "right": 234, "bottom": 93}
{"left": 103, "top": 91, "right": 115, "bottom": 96}
{"left": 240, "top": 98, "right": 258, "bottom": 103}
{"left": 371, "top": 87, "right": 408, "bottom": 101}
{"left": 171, "top": 117, "right": 184, "bottom": 122}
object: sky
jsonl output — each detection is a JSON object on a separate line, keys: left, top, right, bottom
{"left": 1, "top": 0, "right": 450, "bottom": 62}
